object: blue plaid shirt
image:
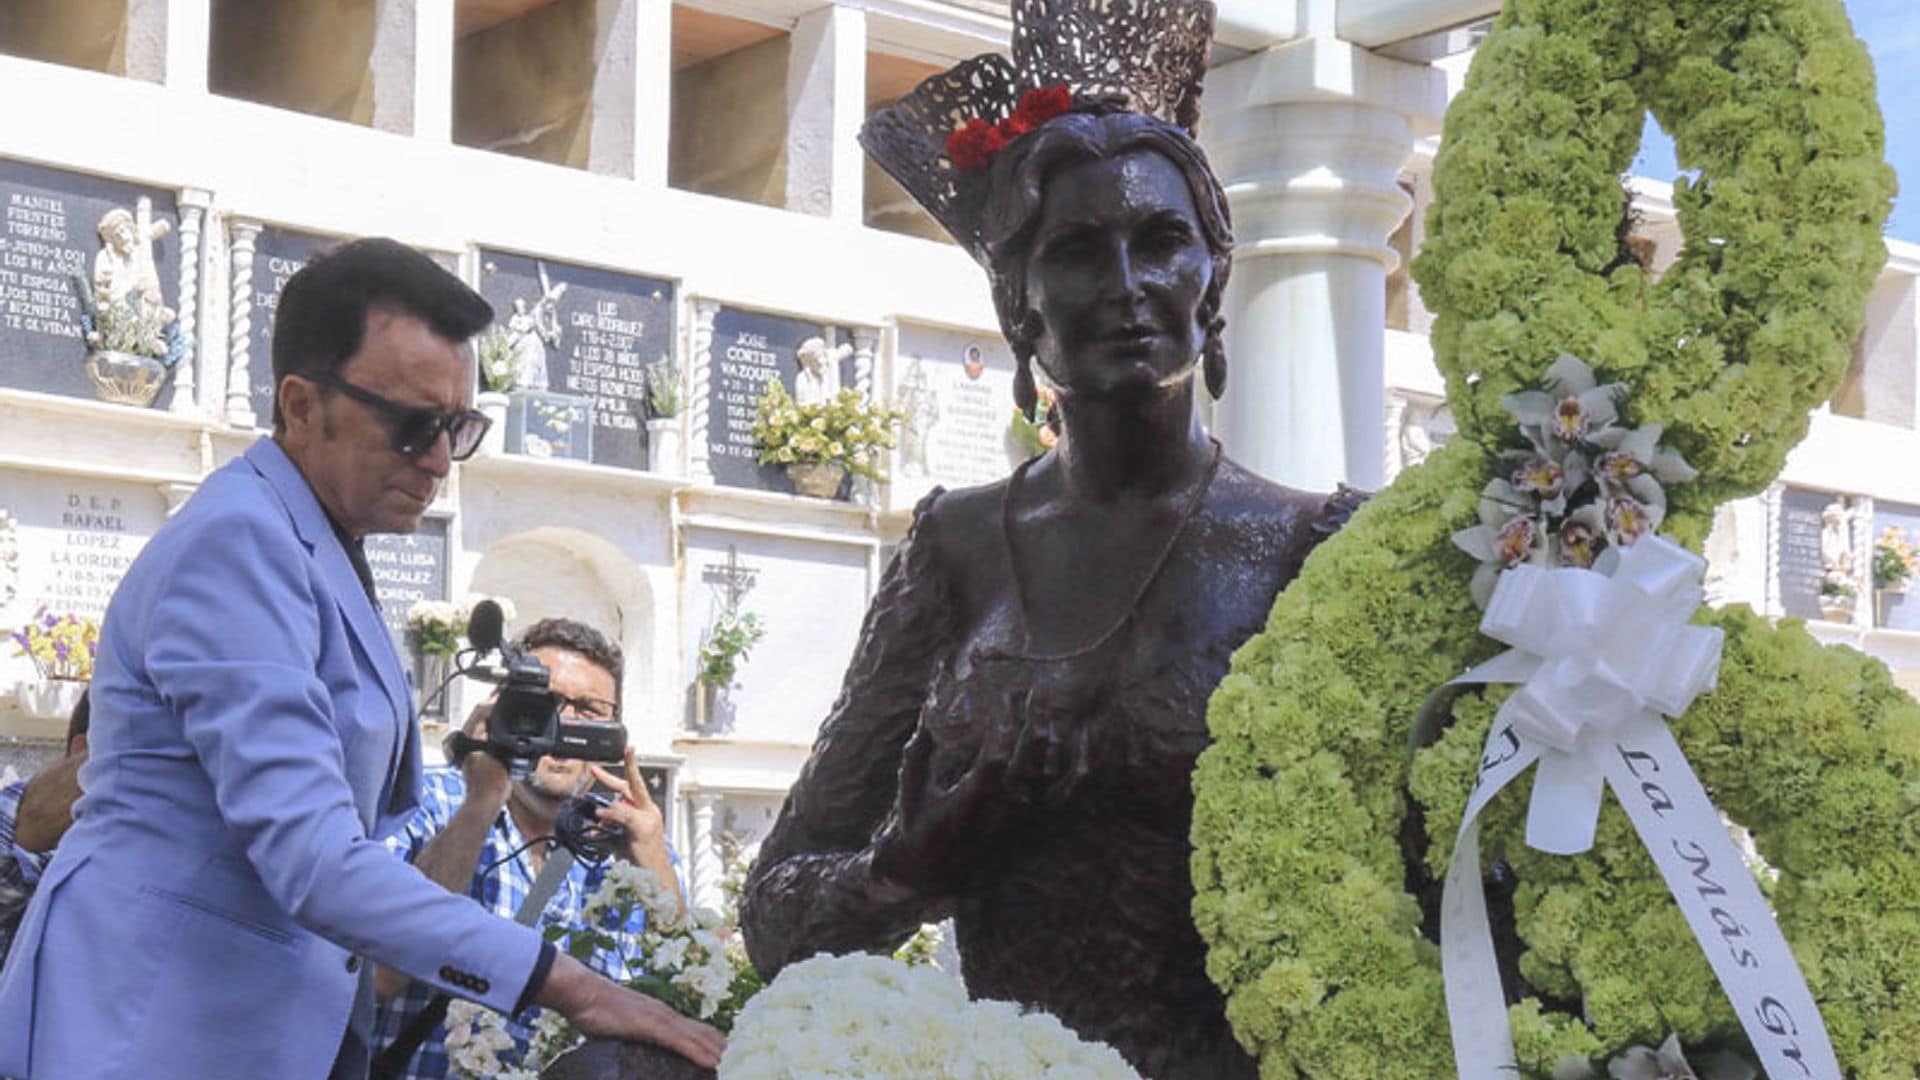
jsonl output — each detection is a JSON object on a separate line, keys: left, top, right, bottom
{"left": 370, "top": 767, "right": 664, "bottom": 1079}
{"left": 0, "top": 779, "right": 55, "bottom": 966}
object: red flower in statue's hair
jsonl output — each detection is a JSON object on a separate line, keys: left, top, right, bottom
{"left": 946, "top": 118, "right": 1008, "bottom": 171}
{"left": 1002, "top": 84, "right": 1074, "bottom": 137}
{"left": 948, "top": 85, "right": 1074, "bottom": 171}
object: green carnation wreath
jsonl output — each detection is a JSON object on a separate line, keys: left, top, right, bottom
{"left": 1190, "top": 0, "right": 1915, "bottom": 1075}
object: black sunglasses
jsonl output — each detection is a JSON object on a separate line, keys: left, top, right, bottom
{"left": 304, "top": 372, "right": 492, "bottom": 462}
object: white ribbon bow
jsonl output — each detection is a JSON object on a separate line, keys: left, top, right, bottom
{"left": 1441, "top": 535, "right": 1840, "bottom": 1080}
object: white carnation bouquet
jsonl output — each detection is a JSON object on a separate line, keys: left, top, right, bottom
{"left": 718, "top": 953, "right": 1139, "bottom": 1080}
{"left": 447, "top": 862, "right": 758, "bottom": 1078}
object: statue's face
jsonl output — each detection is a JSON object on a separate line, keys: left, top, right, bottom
{"left": 1021, "top": 149, "right": 1211, "bottom": 403}
{"left": 104, "top": 218, "right": 135, "bottom": 251}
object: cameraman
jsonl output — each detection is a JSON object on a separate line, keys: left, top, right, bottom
{"left": 370, "top": 617, "right": 679, "bottom": 1079}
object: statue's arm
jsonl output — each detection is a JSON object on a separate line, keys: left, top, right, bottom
{"left": 741, "top": 490, "right": 955, "bottom": 978}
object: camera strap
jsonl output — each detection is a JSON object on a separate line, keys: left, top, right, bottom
{"left": 370, "top": 844, "right": 576, "bottom": 1079}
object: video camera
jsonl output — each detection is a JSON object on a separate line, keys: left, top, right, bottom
{"left": 441, "top": 600, "right": 627, "bottom": 780}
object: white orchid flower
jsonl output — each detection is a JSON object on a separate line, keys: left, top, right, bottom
{"left": 1500, "top": 353, "right": 1625, "bottom": 445}
{"left": 1604, "top": 494, "right": 1664, "bottom": 545}
{"left": 1555, "top": 503, "right": 1608, "bottom": 568}
{"left": 1588, "top": 421, "right": 1697, "bottom": 509}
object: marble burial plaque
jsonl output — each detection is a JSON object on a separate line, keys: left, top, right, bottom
{"left": 0, "top": 159, "right": 181, "bottom": 404}
{"left": 705, "top": 307, "right": 857, "bottom": 494}
{"left": 478, "top": 251, "right": 676, "bottom": 471}
{"left": 0, "top": 471, "right": 167, "bottom": 622}
{"left": 243, "top": 226, "right": 340, "bottom": 428}
{"left": 241, "top": 232, "right": 457, "bottom": 428}
{"left": 364, "top": 515, "right": 451, "bottom": 647}
{"left": 1775, "top": 487, "right": 1833, "bottom": 621}
{"left": 892, "top": 324, "right": 1020, "bottom": 502}
{"left": 1873, "top": 501, "right": 1920, "bottom": 632}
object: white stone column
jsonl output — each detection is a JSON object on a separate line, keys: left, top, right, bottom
{"left": 124, "top": 0, "right": 210, "bottom": 90}
{"left": 587, "top": 0, "right": 672, "bottom": 183}
{"left": 1854, "top": 495, "right": 1876, "bottom": 628}
{"left": 851, "top": 327, "right": 878, "bottom": 398}
{"left": 170, "top": 189, "right": 210, "bottom": 415}
{"left": 785, "top": 5, "right": 867, "bottom": 221}
{"left": 1201, "top": 37, "right": 1444, "bottom": 493}
{"left": 226, "top": 221, "right": 263, "bottom": 430}
{"left": 688, "top": 300, "right": 719, "bottom": 480}
{"left": 1382, "top": 392, "right": 1408, "bottom": 481}
{"left": 368, "top": 0, "right": 454, "bottom": 141}
{"left": 1761, "top": 483, "right": 1786, "bottom": 617}
{"left": 688, "top": 792, "right": 724, "bottom": 912}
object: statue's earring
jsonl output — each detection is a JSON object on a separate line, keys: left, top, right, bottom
{"left": 1014, "top": 357, "right": 1038, "bottom": 416}
{"left": 1202, "top": 315, "right": 1227, "bottom": 400}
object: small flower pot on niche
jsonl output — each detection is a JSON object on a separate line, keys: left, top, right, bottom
{"left": 476, "top": 391, "right": 510, "bottom": 456}
{"left": 85, "top": 350, "right": 170, "bottom": 407}
{"left": 647, "top": 417, "right": 682, "bottom": 475}
{"left": 786, "top": 462, "right": 846, "bottom": 499}
{"left": 14, "top": 677, "right": 87, "bottom": 723}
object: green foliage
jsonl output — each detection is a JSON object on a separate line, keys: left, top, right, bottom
{"left": 645, "top": 355, "right": 683, "bottom": 418}
{"left": 72, "top": 274, "right": 184, "bottom": 366}
{"left": 698, "top": 608, "right": 765, "bottom": 687}
{"left": 477, "top": 326, "right": 518, "bottom": 393}
{"left": 1192, "top": 0, "right": 1914, "bottom": 1075}
{"left": 752, "top": 381, "right": 905, "bottom": 482}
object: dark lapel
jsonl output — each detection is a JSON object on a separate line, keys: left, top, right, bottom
{"left": 243, "top": 439, "right": 413, "bottom": 730}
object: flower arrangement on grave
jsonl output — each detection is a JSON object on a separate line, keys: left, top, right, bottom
{"left": 445, "top": 862, "right": 760, "bottom": 1080}
{"left": 1190, "top": 0, "right": 1918, "bottom": 1076}
{"left": 407, "top": 596, "right": 516, "bottom": 658}
{"left": 70, "top": 274, "right": 188, "bottom": 370}
{"left": 645, "top": 355, "right": 684, "bottom": 419}
{"left": 1873, "top": 526, "right": 1916, "bottom": 593}
{"left": 478, "top": 326, "right": 520, "bottom": 394}
{"left": 10, "top": 608, "right": 99, "bottom": 682}
{"left": 751, "top": 382, "right": 904, "bottom": 483}
{"left": 696, "top": 608, "right": 764, "bottom": 689}
{"left": 1818, "top": 572, "right": 1858, "bottom": 602}
{"left": 717, "top": 953, "right": 1137, "bottom": 1080}
{"left": 1009, "top": 384, "right": 1059, "bottom": 457}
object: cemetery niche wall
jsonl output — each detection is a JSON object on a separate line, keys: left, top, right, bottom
{"left": 478, "top": 249, "right": 676, "bottom": 471}
{"left": 890, "top": 321, "right": 1023, "bottom": 505}
{"left": 1874, "top": 500, "right": 1920, "bottom": 631}
{"left": 1774, "top": 486, "right": 1841, "bottom": 622}
{"left": 0, "top": 470, "right": 166, "bottom": 625}
{"left": 237, "top": 225, "right": 460, "bottom": 429}
{"left": 701, "top": 303, "right": 862, "bottom": 497}
{"left": 680, "top": 527, "right": 872, "bottom": 744}
{"left": 0, "top": 158, "right": 185, "bottom": 407}
{"left": 240, "top": 224, "right": 338, "bottom": 427}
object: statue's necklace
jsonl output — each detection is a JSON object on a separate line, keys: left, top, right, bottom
{"left": 997, "top": 438, "right": 1223, "bottom": 663}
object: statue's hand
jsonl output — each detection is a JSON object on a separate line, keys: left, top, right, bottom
{"left": 870, "top": 719, "right": 1019, "bottom": 896}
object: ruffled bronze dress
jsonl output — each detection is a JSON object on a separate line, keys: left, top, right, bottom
{"left": 742, "top": 459, "right": 1361, "bottom": 1080}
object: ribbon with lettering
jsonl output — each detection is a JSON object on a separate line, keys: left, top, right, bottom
{"left": 1440, "top": 535, "right": 1839, "bottom": 1079}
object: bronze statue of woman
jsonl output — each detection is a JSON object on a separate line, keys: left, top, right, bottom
{"left": 740, "top": 3, "right": 1360, "bottom": 1076}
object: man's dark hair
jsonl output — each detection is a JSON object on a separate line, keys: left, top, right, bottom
{"left": 269, "top": 237, "right": 493, "bottom": 432}
{"left": 66, "top": 690, "right": 89, "bottom": 749}
{"left": 515, "top": 618, "right": 624, "bottom": 699}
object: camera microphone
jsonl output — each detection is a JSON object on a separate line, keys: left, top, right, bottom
{"left": 467, "top": 599, "right": 505, "bottom": 655}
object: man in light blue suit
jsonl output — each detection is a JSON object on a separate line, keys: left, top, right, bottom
{"left": 0, "top": 239, "right": 723, "bottom": 1079}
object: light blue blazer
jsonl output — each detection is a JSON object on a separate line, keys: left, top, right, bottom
{"left": 0, "top": 439, "right": 543, "bottom": 1079}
